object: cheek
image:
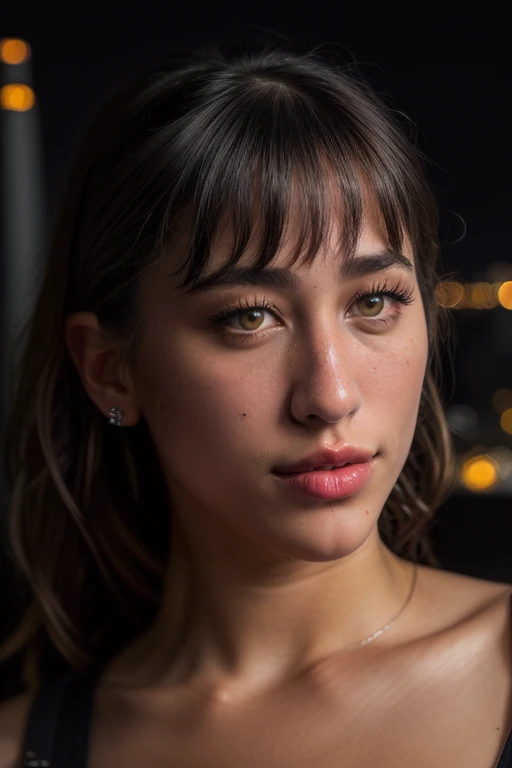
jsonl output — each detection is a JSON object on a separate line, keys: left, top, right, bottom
{"left": 364, "top": 299, "right": 429, "bottom": 396}
{"left": 137, "top": 341, "right": 272, "bottom": 461}
{"left": 367, "top": 334, "right": 427, "bottom": 398}
{"left": 363, "top": 327, "right": 428, "bottom": 459}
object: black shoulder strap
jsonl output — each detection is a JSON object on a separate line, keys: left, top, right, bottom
{"left": 21, "top": 673, "right": 75, "bottom": 766}
{"left": 50, "top": 667, "right": 101, "bottom": 767}
{"left": 21, "top": 664, "right": 104, "bottom": 767}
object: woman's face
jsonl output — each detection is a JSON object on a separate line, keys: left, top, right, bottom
{"left": 128, "top": 200, "right": 429, "bottom": 566}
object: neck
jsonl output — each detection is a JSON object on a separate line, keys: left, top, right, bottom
{"left": 121, "top": 515, "right": 417, "bottom": 701}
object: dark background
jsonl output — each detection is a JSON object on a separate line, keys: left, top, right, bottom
{"left": 4, "top": 6, "right": 511, "bottom": 424}
{"left": 1, "top": 5, "right": 511, "bottom": 697}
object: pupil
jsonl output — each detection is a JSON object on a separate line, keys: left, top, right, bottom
{"left": 365, "top": 296, "right": 382, "bottom": 313}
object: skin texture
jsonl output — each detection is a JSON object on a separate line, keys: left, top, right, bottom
{"left": 65, "top": 191, "right": 429, "bottom": 704}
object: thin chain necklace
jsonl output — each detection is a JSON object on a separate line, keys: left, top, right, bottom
{"left": 345, "top": 562, "right": 418, "bottom": 651}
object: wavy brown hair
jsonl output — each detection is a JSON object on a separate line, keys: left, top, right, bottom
{"left": 0, "top": 37, "right": 456, "bottom": 690}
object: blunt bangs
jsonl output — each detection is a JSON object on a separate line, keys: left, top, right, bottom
{"left": 154, "top": 59, "right": 425, "bottom": 291}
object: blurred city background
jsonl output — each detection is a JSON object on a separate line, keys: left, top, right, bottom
{"left": 0, "top": 6, "right": 510, "bottom": 661}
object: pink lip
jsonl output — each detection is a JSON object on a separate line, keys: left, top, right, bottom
{"left": 274, "top": 445, "right": 375, "bottom": 475}
{"left": 273, "top": 459, "right": 375, "bottom": 500}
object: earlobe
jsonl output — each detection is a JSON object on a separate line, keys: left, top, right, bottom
{"left": 64, "top": 311, "right": 141, "bottom": 427}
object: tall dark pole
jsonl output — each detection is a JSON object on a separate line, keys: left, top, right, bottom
{"left": 0, "top": 38, "right": 46, "bottom": 509}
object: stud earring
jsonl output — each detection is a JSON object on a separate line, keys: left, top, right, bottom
{"left": 108, "top": 406, "right": 124, "bottom": 427}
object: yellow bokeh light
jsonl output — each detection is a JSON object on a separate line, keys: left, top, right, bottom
{"left": 498, "top": 281, "right": 512, "bottom": 309}
{"left": 500, "top": 408, "right": 512, "bottom": 436}
{"left": 461, "top": 455, "right": 499, "bottom": 492}
{"left": 492, "top": 389, "right": 512, "bottom": 414}
{"left": 0, "top": 84, "right": 35, "bottom": 112}
{"left": 435, "top": 282, "right": 465, "bottom": 308}
{"left": 471, "top": 282, "right": 498, "bottom": 309}
{"left": 0, "top": 39, "right": 31, "bottom": 65}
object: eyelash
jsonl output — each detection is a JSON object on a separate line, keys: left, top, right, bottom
{"left": 209, "top": 279, "right": 415, "bottom": 342}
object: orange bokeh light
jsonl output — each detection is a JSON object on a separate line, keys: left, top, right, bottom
{"left": 498, "top": 281, "right": 512, "bottom": 310}
{"left": 0, "top": 39, "right": 31, "bottom": 65}
{"left": 461, "top": 455, "right": 499, "bottom": 491}
{"left": 0, "top": 84, "right": 35, "bottom": 111}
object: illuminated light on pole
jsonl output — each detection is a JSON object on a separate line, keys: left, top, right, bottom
{"left": 461, "top": 454, "right": 500, "bottom": 492}
{"left": 500, "top": 408, "right": 512, "bottom": 436}
{"left": 0, "top": 35, "right": 44, "bottom": 441}
{"left": 0, "top": 38, "right": 31, "bottom": 64}
{"left": 498, "top": 281, "right": 512, "bottom": 310}
{"left": 0, "top": 83, "right": 35, "bottom": 112}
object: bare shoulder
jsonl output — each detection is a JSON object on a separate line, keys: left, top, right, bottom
{"left": 411, "top": 562, "right": 512, "bottom": 658}
{"left": 0, "top": 690, "right": 36, "bottom": 768}
{"left": 420, "top": 563, "right": 512, "bottom": 617}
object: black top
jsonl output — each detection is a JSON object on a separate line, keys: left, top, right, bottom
{"left": 19, "top": 666, "right": 512, "bottom": 767}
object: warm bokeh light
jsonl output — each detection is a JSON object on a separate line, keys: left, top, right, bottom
{"left": 434, "top": 281, "right": 511, "bottom": 309}
{"left": 500, "top": 408, "right": 512, "bottom": 436}
{"left": 461, "top": 454, "right": 500, "bottom": 492}
{"left": 0, "top": 38, "right": 31, "bottom": 65}
{"left": 470, "top": 282, "right": 498, "bottom": 309}
{"left": 498, "top": 281, "right": 512, "bottom": 309}
{"left": 492, "top": 389, "right": 512, "bottom": 414}
{"left": 435, "top": 281, "right": 464, "bottom": 308}
{"left": 0, "top": 84, "right": 35, "bottom": 111}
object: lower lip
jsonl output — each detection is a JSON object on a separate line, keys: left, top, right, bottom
{"left": 273, "top": 460, "right": 375, "bottom": 500}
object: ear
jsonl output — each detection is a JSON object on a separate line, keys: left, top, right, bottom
{"left": 64, "top": 312, "right": 141, "bottom": 426}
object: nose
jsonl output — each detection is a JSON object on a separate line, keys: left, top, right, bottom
{"left": 289, "top": 331, "right": 362, "bottom": 425}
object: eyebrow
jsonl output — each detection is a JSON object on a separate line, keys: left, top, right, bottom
{"left": 181, "top": 249, "right": 413, "bottom": 295}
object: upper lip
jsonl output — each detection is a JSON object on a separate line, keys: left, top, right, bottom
{"left": 274, "top": 445, "right": 376, "bottom": 474}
